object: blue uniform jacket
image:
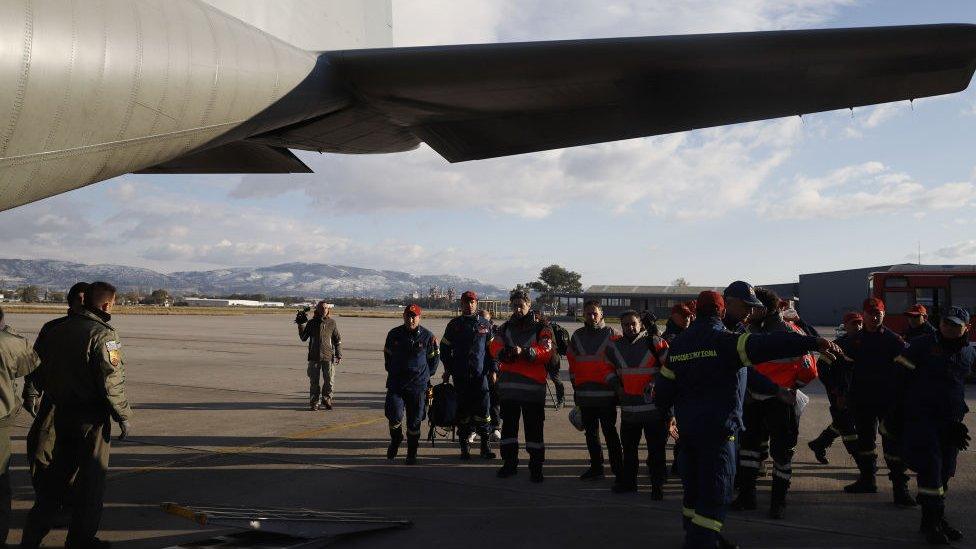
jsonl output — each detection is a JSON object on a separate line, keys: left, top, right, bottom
{"left": 723, "top": 317, "right": 779, "bottom": 396}
{"left": 654, "top": 316, "right": 818, "bottom": 439}
{"left": 384, "top": 325, "right": 439, "bottom": 391}
{"left": 837, "top": 326, "right": 906, "bottom": 410}
{"left": 897, "top": 334, "right": 975, "bottom": 423}
{"left": 904, "top": 321, "right": 937, "bottom": 341}
{"left": 440, "top": 314, "right": 497, "bottom": 390}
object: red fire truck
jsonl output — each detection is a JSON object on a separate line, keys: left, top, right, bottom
{"left": 870, "top": 265, "right": 976, "bottom": 345}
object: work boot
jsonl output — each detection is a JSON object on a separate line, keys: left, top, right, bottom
{"left": 843, "top": 476, "right": 877, "bottom": 494}
{"left": 611, "top": 482, "right": 637, "bottom": 494}
{"left": 322, "top": 397, "right": 333, "bottom": 410}
{"left": 65, "top": 538, "right": 111, "bottom": 549}
{"left": 650, "top": 485, "right": 664, "bottom": 501}
{"left": 459, "top": 439, "right": 472, "bottom": 461}
{"left": 386, "top": 430, "right": 403, "bottom": 460}
{"left": 530, "top": 465, "right": 544, "bottom": 483}
{"left": 730, "top": 487, "right": 757, "bottom": 511}
{"left": 579, "top": 466, "right": 605, "bottom": 481}
{"left": 309, "top": 399, "right": 320, "bottom": 411}
{"left": 770, "top": 477, "right": 789, "bottom": 519}
{"left": 479, "top": 438, "right": 496, "bottom": 459}
{"left": 808, "top": 439, "right": 829, "bottom": 465}
{"left": 497, "top": 462, "right": 518, "bottom": 478}
{"left": 921, "top": 505, "right": 950, "bottom": 545}
{"left": 940, "top": 517, "right": 963, "bottom": 542}
{"left": 893, "top": 484, "right": 918, "bottom": 507}
{"left": 405, "top": 434, "right": 419, "bottom": 465}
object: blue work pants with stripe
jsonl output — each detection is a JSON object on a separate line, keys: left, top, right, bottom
{"left": 500, "top": 401, "right": 545, "bottom": 470}
{"left": 737, "top": 398, "right": 798, "bottom": 504}
{"left": 903, "top": 420, "right": 958, "bottom": 511}
{"left": 456, "top": 383, "right": 491, "bottom": 439}
{"left": 678, "top": 430, "right": 736, "bottom": 549}
{"left": 385, "top": 387, "right": 427, "bottom": 437}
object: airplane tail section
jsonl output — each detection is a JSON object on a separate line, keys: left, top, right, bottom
{"left": 200, "top": 0, "right": 393, "bottom": 51}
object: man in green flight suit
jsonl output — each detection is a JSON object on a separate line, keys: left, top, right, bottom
{"left": 22, "top": 281, "right": 132, "bottom": 549}
{"left": 0, "top": 305, "right": 41, "bottom": 545}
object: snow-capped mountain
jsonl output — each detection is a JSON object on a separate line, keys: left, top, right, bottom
{"left": 0, "top": 259, "right": 507, "bottom": 299}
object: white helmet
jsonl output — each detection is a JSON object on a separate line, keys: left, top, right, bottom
{"left": 568, "top": 406, "right": 584, "bottom": 432}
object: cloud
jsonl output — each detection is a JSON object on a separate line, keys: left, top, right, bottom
{"left": 758, "top": 162, "right": 976, "bottom": 220}
{"left": 930, "top": 241, "right": 976, "bottom": 262}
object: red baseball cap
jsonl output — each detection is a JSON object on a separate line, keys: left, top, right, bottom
{"left": 697, "top": 291, "right": 725, "bottom": 315}
{"left": 905, "top": 304, "right": 927, "bottom": 316}
{"left": 863, "top": 297, "right": 885, "bottom": 313}
{"left": 671, "top": 303, "right": 692, "bottom": 317}
{"left": 404, "top": 304, "right": 422, "bottom": 316}
{"left": 461, "top": 290, "right": 478, "bottom": 301}
{"left": 843, "top": 311, "right": 864, "bottom": 324}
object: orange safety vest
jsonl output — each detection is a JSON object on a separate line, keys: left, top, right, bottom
{"left": 488, "top": 328, "right": 552, "bottom": 385}
{"left": 609, "top": 334, "right": 668, "bottom": 421}
{"left": 568, "top": 327, "right": 617, "bottom": 406}
{"left": 753, "top": 321, "right": 818, "bottom": 389}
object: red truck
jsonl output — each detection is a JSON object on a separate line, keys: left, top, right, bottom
{"left": 870, "top": 265, "right": 976, "bottom": 345}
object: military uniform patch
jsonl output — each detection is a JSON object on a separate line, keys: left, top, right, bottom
{"left": 106, "top": 340, "right": 122, "bottom": 366}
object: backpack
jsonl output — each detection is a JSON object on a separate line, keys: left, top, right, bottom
{"left": 549, "top": 322, "right": 571, "bottom": 357}
{"left": 427, "top": 382, "right": 458, "bottom": 445}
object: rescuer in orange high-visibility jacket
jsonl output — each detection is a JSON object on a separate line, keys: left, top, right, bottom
{"left": 732, "top": 288, "right": 818, "bottom": 520}
{"left": 607, "top": 309, "right": 671, "bottom": 499}
{"left": 567, "top": 300, "right": 622, "bottom": 482}
{"left": 489, "top": 289, "right": 557, "bottom": 483}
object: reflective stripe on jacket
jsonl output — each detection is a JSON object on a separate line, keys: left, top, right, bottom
{"left": 568, "top": 325, "right": 617, "bottom": 407}
{"left": 490, "top": 318, "right": 554, "bottom": 403}
{"left": 608, "top": 331, "right": 667, "bottom": 422}
{"left": 750, "top": 319, "right": 818, "bottom": 392}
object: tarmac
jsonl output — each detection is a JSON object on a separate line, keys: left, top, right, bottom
{"left": 2, "top": 311, "right": 974, "bottom": 548}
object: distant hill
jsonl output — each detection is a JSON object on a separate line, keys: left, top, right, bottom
{"left": 0, "top": 259, "right": 508, "bottom": 299}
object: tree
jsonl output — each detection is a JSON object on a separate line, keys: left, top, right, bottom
{"left": 671, "top": 277, "right": 690, "bottom": 288}
{"left": 143, "top": 289, "right": 171, "bottom": 305}
{"left": 527, "top": 265, "right": 583, "bottom": 308}
{"left": 46, "top": 290, "right": 66, "bottom": 303}
{"left": 16, "top": 286, "right": 40, "bottom": 303}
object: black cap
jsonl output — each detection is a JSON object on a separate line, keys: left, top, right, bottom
{"left": 723, "top": 281, "right": 763, "bottom": 307}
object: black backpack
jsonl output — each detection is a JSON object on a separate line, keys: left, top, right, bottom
{"left": 549, "top": 321, "right": 571, "bottom": 357}
{"left": 427, "top": 382, "right": 458, "bottom": 445}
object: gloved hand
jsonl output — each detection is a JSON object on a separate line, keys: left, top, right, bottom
{"left": 118, "top": 420, "right": 131, "bottom": 441}
{"left": 295, "top": 311, "right": 309, "bottom": 325}
{"left": 23, "top": 395, "right": 38, "bottom": 418}
{"left": 947, "top": 421, "right": 970, "bottom": 451}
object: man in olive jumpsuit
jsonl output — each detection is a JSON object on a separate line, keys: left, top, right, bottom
{"left": 22, "top": 281, "right": 132, "bottom": 549}
{"left": 0, "top": 306, "right": 41, "bottom": 545}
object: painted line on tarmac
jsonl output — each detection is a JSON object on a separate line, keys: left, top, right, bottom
{"left": 107, "top": 416, "right": 386, "bottom": 480}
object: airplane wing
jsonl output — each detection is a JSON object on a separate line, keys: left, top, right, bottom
{"left": 254, "top": 24, "right": 976, "bottom": 162}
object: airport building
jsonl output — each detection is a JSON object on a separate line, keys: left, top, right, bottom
{"left": 182, "top": 298, "right": 285, "bottom": 308}
{"left": 559, "top": 264, "right": 976, "bottom": 326}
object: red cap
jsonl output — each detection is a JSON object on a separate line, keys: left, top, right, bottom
{"left": 843, "top": 311, "right": 864, "bottom": 324}
{"left": 905, "top": 304, "right": 927, "bottom": 316}
{"left": 461, "top": 290, "right": 478, "bottom": 301}
{"left": 404, "top": 304, "right": 422, "bottom": 316}
{"left": 863, "top": 297, "right": 885, "bottom": 313}
{"left": 671, "top": 303, "right": 692, "bottom": 317}
{"left": 697, "top": 291, "right": 725, "bottom": 315}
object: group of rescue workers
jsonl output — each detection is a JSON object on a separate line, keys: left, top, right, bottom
{"left": 0, "top": 281, "right": 131, "bottom": 549}
{"left": 375, "top": 282, "right": 974, "bottom": 549}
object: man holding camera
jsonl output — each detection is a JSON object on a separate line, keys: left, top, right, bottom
{"left": 297, "top": 301, "right": 342, "bottom": 411}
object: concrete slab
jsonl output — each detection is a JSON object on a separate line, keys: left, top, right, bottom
{"left": 3, "top": 312, "right": 973, "bottom": 548}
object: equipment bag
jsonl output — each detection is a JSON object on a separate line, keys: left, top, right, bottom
{"left": 427, "top": 382, "right": 458, "bottom": 446}
{"left": 549, "top": 322, "right": 571, "bottom": 357}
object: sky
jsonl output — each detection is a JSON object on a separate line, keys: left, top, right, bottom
{"left": 3, "top": 0, "right": 976, "bottom": 288}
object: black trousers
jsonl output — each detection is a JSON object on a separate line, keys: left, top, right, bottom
{"left": 488, "top": 377, "right": 501, "bottom": 430}
{"left": 620, "top": 417, "right": 669, "bottom": 488}
{"left": 852, "top": 404, "right": 908, "bottom": 485}
{"left": 738, "top": 398, "right": 798, "bottom": 500}
{"left": 500, "top": 401, "right": 545, "bottom": 468}
{"left": 580, "top": 405, "right": 622, "bottom": 474}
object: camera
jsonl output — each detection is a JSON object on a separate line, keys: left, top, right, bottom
{"left": 295, "top": 305, "right": 311, "bottom": 325}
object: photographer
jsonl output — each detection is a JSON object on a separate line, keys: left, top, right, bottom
{"left": 297, "top": 301, "right": 342, "bottom": 411}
